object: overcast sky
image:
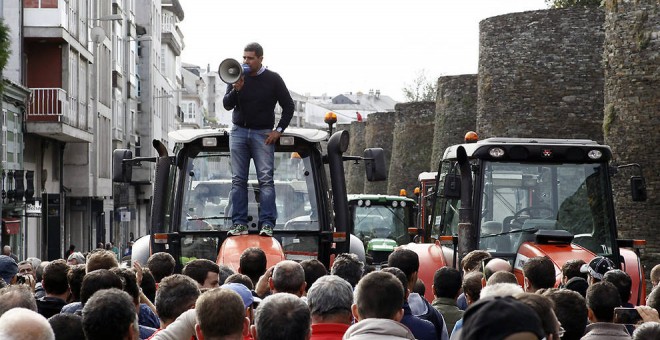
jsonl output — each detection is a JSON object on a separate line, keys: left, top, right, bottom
{"left": 178, "top": 0, "right": 548, "bottom": 102}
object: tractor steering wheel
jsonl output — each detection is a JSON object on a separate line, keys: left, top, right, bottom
{"left": 509, "top": 206, "right": 555, "bottom": 229}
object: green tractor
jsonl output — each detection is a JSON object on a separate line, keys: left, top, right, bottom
{"left": 348, "top": 194, "right": 417, "bottom": 266}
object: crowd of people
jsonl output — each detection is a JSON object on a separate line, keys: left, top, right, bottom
{"left": 0, "top": 245, "right": 659, "bottom": 340}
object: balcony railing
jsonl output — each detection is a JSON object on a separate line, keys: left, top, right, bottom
{"left": 27, "top": 88, "right": 90, "bottom": 131}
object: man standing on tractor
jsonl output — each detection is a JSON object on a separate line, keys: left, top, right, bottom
{"left": 223, "top": 42, "right": 294, "bottom": 237}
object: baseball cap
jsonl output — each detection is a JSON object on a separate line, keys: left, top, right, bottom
{"left": 0, "top": 255, "right": 18, "bottom": 285}
{"left": 221, "top": 283, "right": 260, "bottom": 308}
{"left": 580, "top": 256, "right": 615, "bottom": 280}
{"left": 462, "top": 295, "right": 545, "bottom": 340}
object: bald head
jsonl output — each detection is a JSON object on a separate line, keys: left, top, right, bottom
{"left": 484, "top": 258, "right": 512, "bottom": 281}
{"left": 0, "top": 308, "right": 55, "bottom": 340}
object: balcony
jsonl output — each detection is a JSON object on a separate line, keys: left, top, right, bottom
{"left": 26, "top": 88, "right": 94, "bottom": 143}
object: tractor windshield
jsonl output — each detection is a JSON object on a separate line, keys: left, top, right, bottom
{"left": 180, "top": 151, "right": 318, "bottom": 232}
{"left": 352, "top": 200, "right": 412, "bottom": 247}
{"left": 478, "top": 161, "right": 615, "bottom": 256}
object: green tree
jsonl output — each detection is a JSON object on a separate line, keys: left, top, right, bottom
{"left": 545, "top": 0, "right": 601, "bottom": 8}
{"left": 0, "top": 20, "right": 11, "bottom": 93}
{"left": 402, "top": 69, "right": 438, "bottom": 102}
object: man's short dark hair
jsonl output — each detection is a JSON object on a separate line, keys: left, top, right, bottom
{"left": 387, "top": 249, "right": 419, "bottom": 283}
{"left": 80, "top": 269, "right": 123, "bottom": 305}
{"left": 647, "top": 285, "right": 660, "bottom": 311}
{"left": 300, "top": 259, "right": 327, "bottom": 293}
{"left": 239, "top": 248, "right": 267, "bottom": 286}
{"left": 633, "top": 321, "right": 660, "bottom": 340}
{"left": 272, "top": 260, "right": 305, "bottom": 294}
{"left": 462, "top": 271, "right": 484, "bottom": 303}
{"left": 354, "top": 271, "right": 404, "bottom": 320}
{"left": 523, "top": 256, "right": 556, "bottom": 290}
{"left": 542, "top": 289, "right": 588, "bottom": 340}
{"left": 49, "top": 313, "right": 85, "bottom": 340}
{"left": 67, "top": 264, "right": 86, "bottom": 302}
{"left": 307, "top": 275, "right": 353, "bottom": 319}
{"left": 381, "top": 267, "right": 408, "bottom": 297}
{"left": 413, "top": 278, "right": 426, "bottom": 296}
{"left": 224, "top": 273, "right": 254, "bottom": 290}
{"left": 218, "top": 265, "right": 235, "bottom": 286}
{"left": 254, "top": 293, "right": 311, "bottom": 340}
{"left": 515, "top": 293, "right": 557, "bottom": 337}
{"left": 146, "top": 252, "right": 176, "bottom": 283}
{"left": 155, "top": 274, "right": 201, "bottom": 324}
{"left": 0, "top": 285, "right": 38, "bottom": 315}
{"left": 244, "top": 42, "right": 264, "bottom": 57}
{"left": 110, "top": 267, "right": 140, "bottom": 305}
{"left": 42, "top": 259, "right": 70, "bottom": 295}
{"left": 82, "top": 288, "right": 138, "bottom": 340}
{"left": 586, "top": 281, "right": 621, "bottom": 322}
{"left": 461, "top": 250, "right": 491, "bottom": 272}
{"left": 140, "top": 268, "right": 157, "bottom": 303}
{"left": 330, "top": 253, "right": 363, "bottom": 287}
{"left": 182, "top": 259, "right": 220, "bottom": 286}
{"left": 562, "top": 259, "right": 587, "bottom": 281}
{"left": 433, "top": 267, "right": 462, "bottom": 299}
{"left": 196, "top": 288, "right": 245, "bottom": 338}
{"left": 603, "top": 269, "right": 632, "bottom": 304}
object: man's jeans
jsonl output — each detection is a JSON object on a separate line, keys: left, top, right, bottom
{"left": 229, "top": 125, "right": 277, "bottom": 227}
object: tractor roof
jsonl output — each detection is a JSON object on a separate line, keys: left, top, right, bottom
{"left": 169, "top": 127, "right": 328, "bottom": 144}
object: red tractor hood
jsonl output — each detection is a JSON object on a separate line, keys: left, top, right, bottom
{"left": 217, "top": 235, "right": 286, "bottom": 272}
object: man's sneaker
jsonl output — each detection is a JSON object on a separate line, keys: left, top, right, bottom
{"left": 259, "top": 224, "right": 274, "bottom": 237}
{"left": 228, "top": 224, "right": 248, "bottom": 236}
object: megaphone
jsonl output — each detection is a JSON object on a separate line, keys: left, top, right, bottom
{"left": 218, "top": 58, "right": 251, "bottom": 84}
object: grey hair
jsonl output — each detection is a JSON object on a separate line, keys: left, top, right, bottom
{"left": 307, "top": 275, "right": 353, "bottom": 317}
{"left": 0, "top": 307, "right": 55, "bottom": 340}
{"left": 480, "top": 282, "right": 524, "bottom": 299}
{"left": 272, "top": 260, "right": 305, "bottom": 294}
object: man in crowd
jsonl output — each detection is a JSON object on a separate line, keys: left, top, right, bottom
{"left": 344, "top": 271, "right": 415, "bottom": 339}
{"left": 456, "top": 250, "right": 491, "bottom": 310}
{"left": 182, "top": 259, "right": 220, "bottom": 289}
{"left": 523, "top": 256, "right": 556, "bottom": 292}
{"left": 146, "top": 252, "right": 176, "bottom": 285}
{"left": 0, "top": 255, "right": 17, "bottom": 286}
{"left": 48, "top": 313, "right": 85, "bottom": 340}
{"left": 0, "top": 285, "right": 38, "bottom": 315}
{"left": 82, "top": 288, "right": 139, "bottom": 340}
{"left": 155, "top": 274, "right": 201, "bottom": 329}
{"left": 604, "top": 269, "right": 634, "bottom": 307}
{"left": 330, "top": 253, "right": 363, "bottom": 288}
{"left": 306, "top": 275, "right": 353, "bottom": 339}
{"left": 86, "top": 249, "right": 119, "bottom": 273}
{"left": 542, "top": 288, "right": 588, "bottom": 340}
{"left": 449, "top": 271, "right": 484, "bottom": 339}
{"left": 651, "top": 264, "right": 660, "bottom": 290}
{"left": 36, "top": 259, "right": 70, "bottom": 318}
{"left": 482, "top": 258, "right": 512, "bottom": 282}
{"left": 580, "top": 256, "right": 615, "bottom": 285}
{"left": 383, "top": 267, "right": 437, "bottom": 340}
{"left": 461, "top": 296, "right": 545, "bottom": 340}
{"left": 515, "top": 293, "right": 563, "bottom": 340}
{"left": 239, "top": 247, "right": 267, "bottom": 288}
{"left": 196, "top": 288, "right": 249, "bottom": 340}
{"left": 431, "top": 267, "right": 463, "bottom": 335}
{"left": 251, "top": 293, "right": 311, "bottom": 340}
{"left": 270, "top": 260, "right": 306, "bottom": 297}
{"left": 0, "top": 307, "right": 55, "bottom": 340}
{"left": 2, "top": 246, "right": 18, "bottom": 263}
{"left": 388, "top": 248, "right": 448, "bottom": 339}
{"left": 582, "top": 281, "right": 631, "bottom": 339}
{"left": 301, "top": 259, "right": 327, "bottom": 295}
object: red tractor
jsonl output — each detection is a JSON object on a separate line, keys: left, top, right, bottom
{"left": 113, "top": 127, "right": 386, "bottom": 273}
{"left": 408, "top": 133, "right": 647, "bottom": 304}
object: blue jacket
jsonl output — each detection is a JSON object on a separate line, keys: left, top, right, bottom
{"left": 401, "top": 301, "right": 438, "bottom": 340}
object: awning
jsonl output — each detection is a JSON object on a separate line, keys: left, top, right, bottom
{"left": 2, "top": 218, "right": 21, "bottom": 235}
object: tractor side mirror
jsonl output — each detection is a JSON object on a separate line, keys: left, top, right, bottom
{"left": 443, "top": 174, "right": 461, "bottom": 199}
{"left": 364, "top": 148, "right": 387, "bottom": 181}
{"left": 113, "top": 149, "right": 133, "bottom": 183}
{"left": 630, "top": 176, "right": 646, "bottom": 202}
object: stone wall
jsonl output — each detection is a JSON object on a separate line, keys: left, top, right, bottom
{"left": 477, "top": 7, "right": 605, "bottom": 141}
{"left": 346, "top": 121, "right": 366, "bottom": 194}
{"left": 364, "top": 112, "right": 396, "bottom": 194}
{"left": 387, "top": 102, "right": 436, "bottom": 195}
{"left": 603, "top": 0, "right": 660, "bottom": 276}
{"left": 431, "top": 75, "right": 479, "bottom": 169}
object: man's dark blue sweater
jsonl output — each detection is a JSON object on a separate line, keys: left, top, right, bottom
{"left": 223, "top": 68, "right": 294, "bottom": 131}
